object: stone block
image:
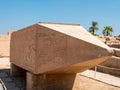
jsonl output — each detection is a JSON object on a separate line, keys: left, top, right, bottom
{"left": 10, "top": 22, "right": 113, "bottom": 74}
{"left": 113, "top": 48, "right": 120, "bottom": 57}
{"left": 27, "top": 72, "right": 80, "bottom": 90}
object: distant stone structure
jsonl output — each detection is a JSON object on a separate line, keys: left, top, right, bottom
{"left": 98, "top": 36, "right": 120, "bottom": 48}
{"left": 10, "top": 22, "right": 113, "bottom": 90}
{"left": 96, "top": 36, "right": 120, "bottom": 76}
{"left": 0, "top": 31, "right": 15, "bottom": 57}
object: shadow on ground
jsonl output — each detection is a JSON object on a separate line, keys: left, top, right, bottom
{"left": 0, "top": 69, "right": 26, "bottom": 90}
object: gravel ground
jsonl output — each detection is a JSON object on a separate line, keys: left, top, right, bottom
{"left": 0, "top": 58, "right": 26, "bottom": 90}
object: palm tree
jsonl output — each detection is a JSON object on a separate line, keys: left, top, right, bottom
{"left": 89, "top": 21, "right": 99, "bottom": 35}
{"left": 102, "top": 26, "right": 113, "bottom": 36}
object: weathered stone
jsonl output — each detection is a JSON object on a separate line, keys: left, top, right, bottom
{"left": 10, "top": 22, "right": 113, "bottom": 74}
{"left": 100, "top": 56, "right": 120, "bottom": 69}
{"left": 10, "top": 22, "right": 113, "bottom": 90}
{"left": 27, "top": 72, "right": 80, "bottom": 90}
{"left": 97, "top": 56, "right": 120, "bottom": 76}
{"left": 113, "top": 48, "right": 120, "bottom": 57}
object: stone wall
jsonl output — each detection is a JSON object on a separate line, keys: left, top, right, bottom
{"left": 98, "top": 36, "right": 120, "bottom": 48}
{"left": 97, "top": 56, "right": 120, "bottom": 77}
{"left": 97, "top": 36, "right": 120, "bottom": 76}
{"left": 0, "top": 31, "right": 14, "bottom": 57}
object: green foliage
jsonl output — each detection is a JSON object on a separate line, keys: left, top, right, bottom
{"left": 89, "top": 21, "right": 99, "bottom": 36}
{"left": 102, "top": 26, "right": 114, "bottom": 36}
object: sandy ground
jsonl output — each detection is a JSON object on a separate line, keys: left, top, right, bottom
{"left": 0, "top": 58, "right": 10, "bottom": 69}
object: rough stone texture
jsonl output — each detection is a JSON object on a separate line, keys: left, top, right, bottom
{"left": 10, "top": 22, "right": 112, "bottom": 74}
{"left": 99, "top": 56, "right": 120, "bottom": 69}
{"left": 10, "top": 22, "right": 113, "bottom": 90}
{"left": 96, "top": 37, "right": 120, "bottom": 76}
{"left": 113, "top": 48, "right": 120, "bottom": 57}
{"left": 97, "top": 56, "right": 120, "bottom": 76}
{"left": 98, "top": 36, "right": 120, "bottom": 48}
{"left": 27, "top": 72, "right": 80, "bottom": 90}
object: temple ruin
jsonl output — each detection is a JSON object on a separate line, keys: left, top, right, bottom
{"left": 10, "top": 22, "right": 114, "bottom": 90}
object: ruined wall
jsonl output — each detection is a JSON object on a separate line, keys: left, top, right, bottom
{"left": 97, "top": 56, "right": 120, "bottom": 77}
{"left": 98, "top": 36, "right": 120, "bottom": 48}
{"left": 0, "top": 31, "right": 14, "bottom": 57}
{"left": 97, "top": 36, "right": 120, "bottom": 76}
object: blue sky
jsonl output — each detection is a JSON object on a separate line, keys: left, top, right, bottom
{"left": 0, "top": 0, "right": 120, "bottom": 36}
